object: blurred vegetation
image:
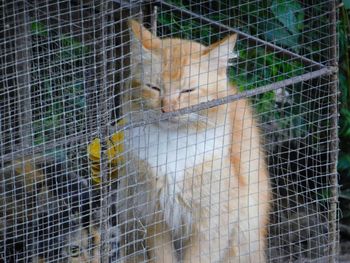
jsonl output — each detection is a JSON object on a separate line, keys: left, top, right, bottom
{"left": 339, "top": 2, "right": 350, "bottom": 232}
{"left": 30, "top": 21, "right": 89, "bottom": 146}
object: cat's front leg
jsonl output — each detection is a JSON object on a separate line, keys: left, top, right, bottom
{"left": 145, "top": 221, "right": 178, "bottom": 263}
{"left": 140, "top": 168, "right": 178, "bottom": 263}
{"left": 182, "top": 216, "right": 229, "bottom": 263}
{"left": 181, "top": 198, "right": 266, "bottom": 263}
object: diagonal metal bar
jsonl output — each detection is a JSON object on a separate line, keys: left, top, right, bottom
{"left": 0, "top": 66, "right": 336, "bottom": 165}
{"left": 119, "top": 66, "right": 337, "bottom": 130}
{"left": 155, "top": 0, "right": 326, "bottom": 70}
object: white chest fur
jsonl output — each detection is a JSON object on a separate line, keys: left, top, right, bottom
{"left": 125, "top": 121, "right": 231, "bottom": 232}
{"left": 127, "top": 122, "right": 229, "bottom": 178}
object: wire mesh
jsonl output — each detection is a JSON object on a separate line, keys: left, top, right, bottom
{"left": 0, "top": 0, "right": 338, "bottom": 262}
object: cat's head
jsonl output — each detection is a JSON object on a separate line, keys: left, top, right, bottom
{"left": 128, "top": 20, "right": 237, "bottom": 127}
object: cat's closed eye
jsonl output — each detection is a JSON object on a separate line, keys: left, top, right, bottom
{"left": 146, "top": 83, "right": 161, "bottom": 92}
{"left": 181, "top": 88, "right": 196, "bottom": 93}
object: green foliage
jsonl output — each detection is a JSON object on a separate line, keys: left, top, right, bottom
{"left": 157, "top": 0, "right": 320, "bottom": 140}
{"left": 159, "top": 0, "right": 306, "bottom": 52}
{"left": 340, "top": 108, "right": 350, "bottom": 138}
{"left": 271, "top": 0, "right": 304, "bottom": 35}
{"left": 337, "top": 2, "right": 350, "bottom": 229}
{"left": 267, "top": 0, "right": 304, "bottom": 51}
{"left": 158, "top": 9, "right": 215, "bottom": 44}
{"left": 31, "top": 21, "right": 48, "bottom": 36}
{"left": 344, "top": 0, "right": 350, "bottom": 9}
{"left": 30, "top": 21, "right": 89, "bottom": 145}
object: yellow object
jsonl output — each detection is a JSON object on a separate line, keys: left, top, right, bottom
{"left": 87, "top": 120, "right": 125, "bottom": 185}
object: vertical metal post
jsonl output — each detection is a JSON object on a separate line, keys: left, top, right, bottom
{"left": 15, "top": 0, "right": 33, "bottom": 150}
{"left": 98, "top": 1, "right": 115, "bottom": 261}
{"left": 151, "top": 5, "right": 158, "bottom": 35}
{"left": 328, "top": 0, "right": 339, "bottom": 262}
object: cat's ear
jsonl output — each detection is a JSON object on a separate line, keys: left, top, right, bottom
{"left": 202, "top": 34, "right": 238, "bottom": 68}
{"left": 129, "top": 19, "right": 161, "bottom": 52}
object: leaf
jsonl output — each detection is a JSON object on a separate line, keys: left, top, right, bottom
{"left": 340, "top": 108, "right": 350, "bottom": 137}
{"left": 344, "top": 0, "right": 350, "bottom": 9}
{"left": 338, "top": 154, "right": 350, "bottom": 171}
{"left": 31, "top": 22, "right": 48, "bottom": 37}
{"left": 339, "top": 73, "right": 349, "bottom": 105}
{"left": 271, "top": 0, "right": 304, "bottom": 35}
{"left": 257, "top": 91, "right": 275, "bottom": 113}
{"left": 263, "top": 19, "right": 300, "bottom": 51}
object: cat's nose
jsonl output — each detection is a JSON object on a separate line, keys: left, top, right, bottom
{"left": 161, "top": 98, "right": 175, "bottom": 113}
{"left": 161, "top": 105, "right": 172, "bottom": 113}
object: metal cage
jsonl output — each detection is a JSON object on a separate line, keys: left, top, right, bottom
{"left": 0, "top": 0, "right": 338, "bottom": 262}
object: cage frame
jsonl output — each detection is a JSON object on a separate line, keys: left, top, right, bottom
{"left": 0, "top": 0, "right": 339, "bottom": 261}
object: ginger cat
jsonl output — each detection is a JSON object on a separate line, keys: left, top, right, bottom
{"left": 118, "top": 20, "right": 270, "bottom": 263}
